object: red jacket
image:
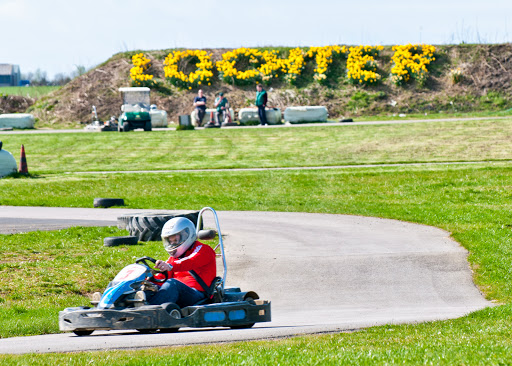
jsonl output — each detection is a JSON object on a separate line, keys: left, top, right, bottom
{"left": 165, "top": 241, "right": 216, "bottom": 292}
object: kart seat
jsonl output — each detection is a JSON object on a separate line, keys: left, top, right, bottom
{"left": 189, "top": 271, "right": 223, "bottom": 305}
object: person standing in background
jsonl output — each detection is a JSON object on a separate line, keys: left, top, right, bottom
{"left": 255, "top": 84, "right": 268, "bottom": 126}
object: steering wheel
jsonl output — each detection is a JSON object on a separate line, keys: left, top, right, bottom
{"left": 135, "top": 256, "right": 169, "bottom": 283}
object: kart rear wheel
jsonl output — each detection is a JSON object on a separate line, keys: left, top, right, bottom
{"left": 73, "top": 329, "right": 94, "bottom": 336}
{"left": 230, "top": 323, "right": 255, "bottom": 329}
{"left": 160, "top": 302, "right": 181, "bottom": 333}
{"left": 230, "top": 296, "right": 255, "bottom": 329}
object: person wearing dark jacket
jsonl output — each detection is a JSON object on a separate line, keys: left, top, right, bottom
{"left": 255, "top": 84, "right": 268, "bottom": 126}
{"left": 193, "top": 89, "right": 207, "bottom": 127}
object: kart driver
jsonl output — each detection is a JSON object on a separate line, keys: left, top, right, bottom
{"left": 148, "top": 217, "right": 216, "bottom": 308}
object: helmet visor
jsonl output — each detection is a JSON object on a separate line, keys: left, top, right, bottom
{"left": 163, "top": 228, "right": 190, "bottom": 255}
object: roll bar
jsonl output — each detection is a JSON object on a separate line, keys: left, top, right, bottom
{"left": 196, "top": 207, "right": 227, "bottom": 294}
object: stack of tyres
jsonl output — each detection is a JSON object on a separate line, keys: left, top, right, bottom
{"left": 118, "top": 211, "right": 202, "bottom": 242}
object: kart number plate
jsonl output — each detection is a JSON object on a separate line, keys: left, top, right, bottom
{"left": 83, "top": 313, "right": 103, "bottom": 318}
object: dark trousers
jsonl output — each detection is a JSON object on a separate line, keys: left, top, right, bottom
{"left": 196, "top": 108, "right": 206, "bottom": 126}
{"left": 216, "top": 110, "right": 226, "bottom": 125}
{"left": 257, "top": 105, "right": 268, "bottom": 125}
{"left": 148, "top": 279, "right": 205, "bottom": 308}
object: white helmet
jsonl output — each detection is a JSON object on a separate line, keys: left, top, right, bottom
{"left": 161, "top": 217, "right": 197, "bottom": 258}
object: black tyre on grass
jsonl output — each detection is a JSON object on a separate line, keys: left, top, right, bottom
{"left": 104, "top": 236, "right": 139, "bottom": 247}
{"left": 93, "top": 198, "right": 125, "bottom": 208}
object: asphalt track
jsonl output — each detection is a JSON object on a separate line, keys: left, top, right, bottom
{"left": 0, "top": 206, "right": 491, "bottom": 354}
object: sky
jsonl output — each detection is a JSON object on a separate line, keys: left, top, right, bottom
{"left": 1, "top": 0, "right": 511, "bottom": 79}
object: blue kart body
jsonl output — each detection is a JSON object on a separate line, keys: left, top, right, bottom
{"left": 59, "top": 207, "right": 271, "bottom": 336}
{"left": 98, "top": 263, "right": 150, "bottom": 310}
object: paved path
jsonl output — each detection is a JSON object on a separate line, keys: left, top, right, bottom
{"left": 0, "top": 207, "right": 491, "bottom": 354}
{"left": 0, "top": 115, "right": 509, "bottom": 134}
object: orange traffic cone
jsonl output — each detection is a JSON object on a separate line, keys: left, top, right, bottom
{"left": 209, "top": 111, "right": 214, "bottom": 124}
{"left": 19, "top": 144, "right": 28, "bottom": 175}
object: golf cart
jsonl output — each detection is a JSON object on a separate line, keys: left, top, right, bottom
{"left": 59, "top": 207, "right": 271, "bottom": 335}
{"left": 118, "top": 87, "right": 152, "bottom": 132}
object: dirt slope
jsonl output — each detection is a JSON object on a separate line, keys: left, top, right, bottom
{"left": 0, "top": 95, "right": 35, "bottom": 115}
{"left": 19, "top": 44, "right": 512, "bottom": 127}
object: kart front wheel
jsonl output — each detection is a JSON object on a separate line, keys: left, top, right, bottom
{"left": 137, "top": 329, "right": 157, "bottom": 334}
{"left": 160, "top": 302, "right": 181, "bottom": 333}
{"left": 73, "top": 329, "right": 94, "bottom": 336}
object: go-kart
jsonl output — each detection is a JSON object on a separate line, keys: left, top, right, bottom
{"left": 59, "top": 207, "right": 271, "bottom": 336}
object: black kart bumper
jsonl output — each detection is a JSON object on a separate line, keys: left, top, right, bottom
{"left": 59, "top": 300, "right": 271, "bottom": 332}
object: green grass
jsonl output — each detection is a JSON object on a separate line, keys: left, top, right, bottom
{"left": 0, "top": 86, "right": 60, "bottom": 98}
{"left": 2, "top": 120, "right": 512, "bottom": 363}
{"left": 2, "top": 119, "right": 512, "bottom": 174}
{"left": 1, "top": 164, "right": 512, "bottom": 363}
{"left": 2, "top": 305, "right": 512, "bottom": 365}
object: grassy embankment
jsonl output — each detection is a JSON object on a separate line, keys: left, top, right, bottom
{"left": 15, "top": 44, "right": 512, "bottom": 127}
{"left": 1, "top": 120, "right": 512, "bottom": 364}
